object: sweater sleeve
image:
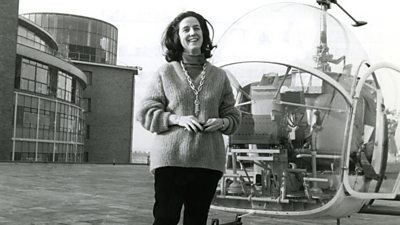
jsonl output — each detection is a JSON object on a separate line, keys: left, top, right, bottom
{"left": 136, "top": 71, "right": 171, "bottom": 134}
{"left": 219, "top": 72, "right": 241, "bottom": 135}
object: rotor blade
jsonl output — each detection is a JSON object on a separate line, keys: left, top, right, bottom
{"left": 333, "top": 1, "right": 367, "bottom": 27}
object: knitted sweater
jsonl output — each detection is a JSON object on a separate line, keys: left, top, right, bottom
{"left": 136, "top": 61, "right": 241, "bottom": 173}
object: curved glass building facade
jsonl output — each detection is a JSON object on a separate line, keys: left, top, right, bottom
{"left": 2, "top": 5, "right": 139, "bottom": 164}
{"left": 14, "top": 16, "right": 87, "bottom": 162}
{"left": 23, "top": 13, "right": 118, "bottom": 65}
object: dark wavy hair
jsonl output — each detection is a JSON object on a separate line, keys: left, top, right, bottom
{"left": 161, "top": 11, "right": 215, "bottom": 62}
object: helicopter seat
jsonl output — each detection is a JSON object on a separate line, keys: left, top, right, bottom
{"left": 226, "top": 112, "right": 288, "bottom": 188}
{"left": 229, "top": 113, "right": 282, "bottom": 145}
{"left": 228, "top": 113, "right": 282, "bottom": 167}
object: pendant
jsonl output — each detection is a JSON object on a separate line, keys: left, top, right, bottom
{"left": 194, "top": 98, "right": 200, "bottom": 116}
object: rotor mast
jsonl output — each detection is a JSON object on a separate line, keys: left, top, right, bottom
{"left": 314, "top": 0, "right": 333, "bottom": 72}
{"left": 314, "top": 0, "right": 367, "bottom": 73}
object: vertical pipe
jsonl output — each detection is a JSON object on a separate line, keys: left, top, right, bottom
{"left": 280, "top": 171, "right": 287, "bottom": 201}
{"left": 311, "top": 149, "right": 318, "bottom": 188}
{"left": 232, "top": 148, "right": 238, "bottom": 178}
{"left": 53, "top": 100, "right": 58, "bottom": 162}
{"left": 320, "top": 5, "right": 328, "bottom": 47}
{"left": 35, "top": 97, "right": 41, "bottom": 162}
{"left": 75, "top": 107, "right": 79, "bottom": 162}
{"left": 66, "top": 144, "right": 68, "bottom": 163}
{"left": 12, "top": 92, "right": 19, "bottom": 161}
{"left": 310, "top": 129, "right": 322, "bottom": 195}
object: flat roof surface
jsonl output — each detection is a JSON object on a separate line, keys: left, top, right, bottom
{"left": 72, "top": 60, "right": 141, "bottom": 74}
{"left": 0, "top": 163, "right": 398, "bottom": 224}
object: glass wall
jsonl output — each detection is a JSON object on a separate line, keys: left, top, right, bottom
{"left": 19, "top": 58, "right": 50, "bottom": 95}
{"left": 13, "top": 56, "right": 86, "bottom": 162}
{"left": 16, "top": 56, "right": 84, "bottom": 107}
{"left": 23, "top": 13, "right": 118, "bottom": 65}
{"left": 13, "top": 92, "right": 85, "bottom": 162}
{"left": 17, "top": 26, "right": 57, "bottom": 55}
{"left": 57, "top": 71, "right": 73, "bottom": 102}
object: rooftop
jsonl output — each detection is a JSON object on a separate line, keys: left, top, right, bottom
{"left": 0, "top": 163, "right": 398, "bottom": 224}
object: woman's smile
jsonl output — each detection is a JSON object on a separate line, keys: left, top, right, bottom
{"left": 179, "top": 16, "right": 203, "bottom": 55}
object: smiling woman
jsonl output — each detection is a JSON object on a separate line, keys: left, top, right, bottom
{"left": 136, "top": 11, "right": 241, "bottom": 225}
{"left": 178, "top": 17, "right": 204, "bottom": 55}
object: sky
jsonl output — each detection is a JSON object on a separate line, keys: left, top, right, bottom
{"left": 18, "top": 0, "right": 400, "bottom": 151}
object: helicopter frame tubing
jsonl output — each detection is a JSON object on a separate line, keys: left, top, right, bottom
{"left": 343, "top": 62, "right": 400, "bottom": 200}
{"left": 211, "top": 60, "right": 366, "bottom": 219}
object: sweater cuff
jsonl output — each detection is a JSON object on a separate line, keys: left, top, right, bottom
{"left": 155, "top": 111, "right": 171, "bottom": 134}
{"left": 220, "top": 118, "right": 229, "bottom": 131}
{"left": 221, "top": 116, "right": 238, "bottom": 135}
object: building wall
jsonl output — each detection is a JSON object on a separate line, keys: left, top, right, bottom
{"left": 0, "top": 0, "right": 19, "bottom": 161}
{"left": 75, "top": 63, "right": 135, "bottom": 163}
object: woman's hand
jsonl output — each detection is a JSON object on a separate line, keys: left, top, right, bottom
{"left": 176, "top": 115, "right": 204, "bottom": 133}
{"left": 203, "top": 118, "right": 224, "bottom": 132}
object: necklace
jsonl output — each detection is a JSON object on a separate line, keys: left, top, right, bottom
{"left": 180, "top": 61, "right": 207, "bottom": 117}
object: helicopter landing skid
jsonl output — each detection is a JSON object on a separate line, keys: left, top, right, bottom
{"left": 211, "top": 214, "right": 242, "bottom": 225}
{"left": 211, "top": 213, "right": 342, "bottom": 225}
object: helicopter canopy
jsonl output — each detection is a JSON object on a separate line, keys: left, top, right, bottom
{"left": 212, "top": 2, "right": 369, "bottom": 77}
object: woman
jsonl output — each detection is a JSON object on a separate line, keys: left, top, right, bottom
{"left": 136, "top": 11, "right": 241, "bottom": 225}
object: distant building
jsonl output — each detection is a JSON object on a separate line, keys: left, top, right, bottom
{"left": 71, "top": 61, "right": 138, "bottom": 163}
{"left": 22, "top": 13, "right": 118, "bottom": 65}
{"left": 0, "top": 1, "right": 140, "bottom": 163}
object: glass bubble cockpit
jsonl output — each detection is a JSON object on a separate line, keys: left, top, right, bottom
{"left": 212, "top": 2, "right": 369, "bottom": 76}
{"left": 210, "top": 2, "right": 393, "bottom": 216}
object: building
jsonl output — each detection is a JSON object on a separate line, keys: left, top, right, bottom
{"left": 13, "top": 16, "right": 87, "bottom": 162}
{"left": 0, "top": 0, "right": 19, "bottom": 161}
{"left": 22, "top": 13, "right": 118, "bottom": 65}
{"left": 72, "top": 61, "right": 137, "bottom": 163}
{"left": 0, "top": 1, "right": 140, "bottom": 163}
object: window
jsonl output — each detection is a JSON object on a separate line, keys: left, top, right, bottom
{"left": 57, "top": 113, "right": 75, "bottom": 133}
{"left": 80, "top": 54, "right": 90, "bottom": 61}
{"left": 18, "top": 27, "right": 27, "bottom": 37}
{"left": 56, "top": 104, "right": 78, "bottom": 142}
{"left": 48, "top": 14, "right": 56, "bottom": 28}
{"left": 41, "top": 14, "right": 48, "bottom": 27}
{"left": 75, "top": 82, "right": 84, "bottom": 106}
{"left": 20, "top": 58, "right": 50, "bottom": 95}
{"left": 12, "top": 92, "right": 86, "bottom": 163}
{"left": 83, "top": 71, "right": 92, "bottom": 85}
{"left": 86, "top": 125, "right": 90, "bottom": 139}
{"left": 17, "top": 27, "right": 55, "bottom": 54}
{"left": 57, "top": 71, "right": 73, "bottom": 102}
{"left": 68, "top": 44, "right": 96, "bottom": 62}
{"left": 82, "top": 98, "right": 91, "bottom": 112}
{"left": 35, "top": 14, "right": 42, "bottom": 26}
{"left": 22, "top": 107, "right": 38, "bottom": 128}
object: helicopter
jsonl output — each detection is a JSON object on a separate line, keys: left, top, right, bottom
{"left": 209, "top": 1, "right": 400, "bottom": 224}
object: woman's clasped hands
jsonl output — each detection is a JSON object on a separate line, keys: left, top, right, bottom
{"left": 177, "top": 115, "right": 223, "bottom": 133}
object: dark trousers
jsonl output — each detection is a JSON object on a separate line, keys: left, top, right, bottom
{"left": 153, "top": 167, "right": 222, "bottom": 225}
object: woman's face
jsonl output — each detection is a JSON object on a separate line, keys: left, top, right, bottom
{"left": 178, "top": 16, "right": 203, "bottom": 55}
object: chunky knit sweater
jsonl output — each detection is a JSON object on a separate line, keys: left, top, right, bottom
{"left": 136, "top": 60, "right": 241, "bottom": 173}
